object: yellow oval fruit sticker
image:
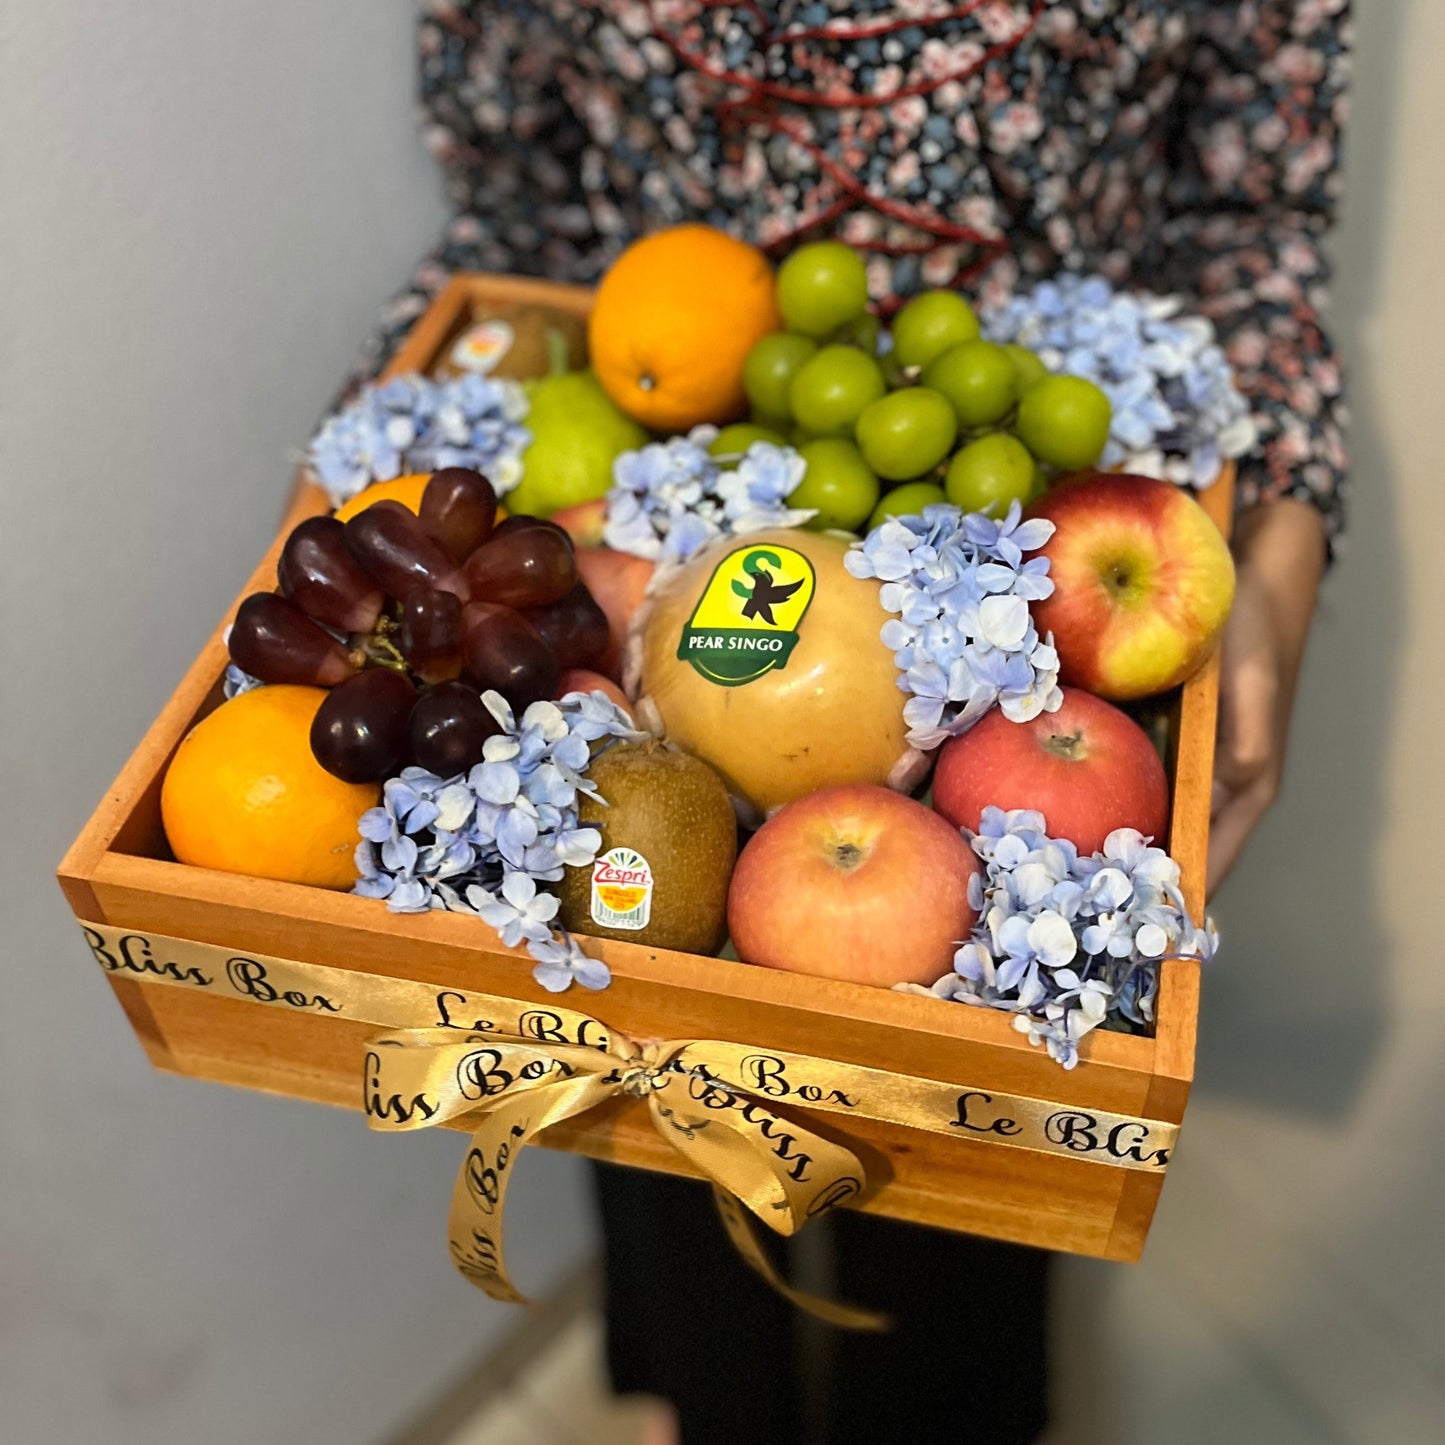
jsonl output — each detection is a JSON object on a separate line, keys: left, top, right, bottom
{"left": 677, "top": 543, "right": 816, "bottom": 687}
{"left": 590, "top": 848, "right": 653, "bottom": 931}
{"left": 449, "top": 319, "right": 515, "bottom": 374}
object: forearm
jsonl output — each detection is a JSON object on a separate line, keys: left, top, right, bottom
{"left": 1232, "top": 496, "right": 1327, "bottom": 662}
{"left": 1207, "top": 493, "right": 1328, "bottom": 891}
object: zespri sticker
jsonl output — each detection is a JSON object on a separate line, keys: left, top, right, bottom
{"left": 590, "top": 848, "right": 653, "bottom": 931}
{"left": 677, "top": 543, "right": 816, "bottom": 686}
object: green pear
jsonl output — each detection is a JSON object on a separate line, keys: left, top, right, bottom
{"left": 516, "top": 370, "right": 648, "bottom": 517}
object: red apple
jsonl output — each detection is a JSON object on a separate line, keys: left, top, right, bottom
{"left": 1027, "top": 473, "right": 1234, "bottom": 701}
{"left": 555, "top": 667, "right": 632, "bottom": 717}
{"left": 551, "top": 498, "right": 608, "bottom": 547}
{"left": 574, "top": 546, "right": 654, "bottom": 681}
{"left": 933, "top": 687, "right": 1168, "bottom": 854}
{"left": 728, "top": 785, "right": 981, "bottom": 988}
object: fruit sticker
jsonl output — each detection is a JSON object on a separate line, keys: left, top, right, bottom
{"left": 590, "top": 848, "right": 654, "bottom": 931}
{"left": 448, "top": 319, "right": 515, "bottom": 374}
{"left": 676, "top": 544, "right": 816, "bottom": 686}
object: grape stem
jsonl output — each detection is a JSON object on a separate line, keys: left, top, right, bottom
{"left": 355, "top": 616, "right": 411, "bottom": 673}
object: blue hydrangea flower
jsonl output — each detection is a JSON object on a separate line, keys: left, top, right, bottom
{"left": 308, "top": 374, "right": 531, "bottom": 507}
{"left": 902, "top": 809, "right": 1215, "bottom": 1068}
{"left": 603, "top": 429, "right": 815, "bottom": 563}
{"left": 846, "top": 503, "right": 1063, "bottom": 748}
{"left": 982, "top": 275, "right": 1257, "bottom": 489}
{"left": 530, "top": 931, "right": 612, "bottom": 994}
{"left": 465, "top": 871, "right": 559, "bottom": 949}
{"left": 352, "top": 690, "right": 645, "bottom": 991}
{"left": 221, "top": 627, "right": 264, "bottom": 699}
{"left": 222, "top": 663, "right": 263, "bottom": 700}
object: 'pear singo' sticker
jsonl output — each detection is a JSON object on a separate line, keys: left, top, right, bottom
{"left": 677, "top": 543, "right": 816, "bottom": 686}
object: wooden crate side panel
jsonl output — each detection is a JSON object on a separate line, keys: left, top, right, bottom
{"left": 1103, "top": 1171, "right": 1166, "bottom": 1262}
{"left": 454, "top": 274, "right": 597, "bottom": 315}
{"left": 85, "top": 854, "right": 1171, "bottom": 1119}
{"left": 542, "top": 1102, "right": 1139, "bottom": 1260}
{"left": 1149, "top": 463, "right": 1233, "bottom": 1095}
{"left": 126, "top": 982, "right": 1134, "bottom": 1259}
{"left": 79, "top": 860, "right": 1168, "bottom": 1257}
{"left": 104, "top": 976, "right": 176, "bottom": 1072}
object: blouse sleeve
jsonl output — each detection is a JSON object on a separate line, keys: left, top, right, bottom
{"left": 1149, "top": 0, "right": 1352, "bottom": 552}
{"left": 339, "top": 0, "right": 607, "bottom": 394}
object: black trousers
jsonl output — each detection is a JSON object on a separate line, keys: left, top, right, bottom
{"left": 593, "top": 1163, "right": 1050, "bottom": 1445}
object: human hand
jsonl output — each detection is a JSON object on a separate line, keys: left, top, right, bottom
{"left": 1208, "top": 499, "right": 1327, "bottom": 896}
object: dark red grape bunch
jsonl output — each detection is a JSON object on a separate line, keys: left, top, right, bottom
{"left": 225, "top": 467, "right": 615, "bottom": 784}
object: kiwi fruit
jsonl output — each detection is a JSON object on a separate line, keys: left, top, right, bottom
{"left": 441, "top": 304, "right": 588, "bottom": 381}
{"left": 558, "top": 739, "right": 737, "bottom": 954}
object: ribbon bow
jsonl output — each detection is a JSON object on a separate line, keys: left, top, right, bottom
{"left": 364, "top": 1024, "right": 887, "bottom": 1329}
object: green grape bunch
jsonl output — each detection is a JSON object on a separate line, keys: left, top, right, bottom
{"left": 738, "top": 246, "right": 1114, "bottom": 534}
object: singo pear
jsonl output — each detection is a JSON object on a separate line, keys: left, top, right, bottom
{"left": 558, "top": 740, "right": 737, "bottom": 955}
{"left": 635, "top": 528, "right": 924, "bottom": 822}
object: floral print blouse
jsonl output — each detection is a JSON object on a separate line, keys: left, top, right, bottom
{"left": 356, "top": 0, "right": 1351, "bottom": 545}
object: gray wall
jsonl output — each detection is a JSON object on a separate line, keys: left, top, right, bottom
{"left": 0, "top": 7, "right": 595, "bottom": 1445}
{"left": 1055, "top": 4, "right": 1445, "bottom": 1441}
{"left": 5, "top": 3, "right": 1444, "bottom": 1445}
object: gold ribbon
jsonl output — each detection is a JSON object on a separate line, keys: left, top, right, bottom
{"left": 77, "top": 921, "right": 1180, "bottom": 1327}
{"left": 365, "top": 1025, "right": 883, "bottom": 1327}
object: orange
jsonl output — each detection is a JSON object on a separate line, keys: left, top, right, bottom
{"left": 161, "top": 685, "right": 380, "bottom": 889}
{"left": 590, "top": 225, "right": 782, "bottom": 432}
{"left": 333, "top": 473, "right": 430, "bottom": 521}
{"left": 332, "top": 473, "right": 507, "bottom": 524}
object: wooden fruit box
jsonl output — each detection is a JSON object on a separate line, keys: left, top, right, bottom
{"left": 57, "top": 274, "right": 1230, "bottom": 1263}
